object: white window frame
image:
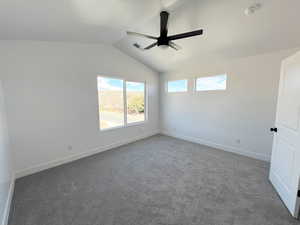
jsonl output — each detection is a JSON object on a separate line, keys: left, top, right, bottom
{"left": 194, "top": 74, "right": 227, "bottom": 92}
{"left": 125, "top": 80, "right": 148, "bottom": 127}
{"left": 166, "top": 79, "right": 188, "bottom": 93}
{"left": 97, "top": 76, "right": 147, "bottom": 131}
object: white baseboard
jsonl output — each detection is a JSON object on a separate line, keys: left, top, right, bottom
{"left": 162, "top": 130, "right": 270, "bottom": 162}
{"left": 1, "top": 177, "right": 15, "bottom": 225}
{"left": 15, "top": 129, "right": 269, "bottom": 179}
{"left": 16, "top": 130, "right": 160, "bottom": 178}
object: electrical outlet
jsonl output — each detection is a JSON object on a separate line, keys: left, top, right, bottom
{"left": 67, "top": 145, "right": 73, "bottom": 151}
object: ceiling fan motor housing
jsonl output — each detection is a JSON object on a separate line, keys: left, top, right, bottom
{"left": 157, "top": 37, "right": 169, "bottom": 46}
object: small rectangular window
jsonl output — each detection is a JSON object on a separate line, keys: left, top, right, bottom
{"left": 196, "top": 74, "right": 227, "bottom": 91}
{"left": 126, "top": 81, "right": 145, "bottom": 124}
{"left": 98, "top": 77, "right": 124, "bottom": 130}
{"left": 167, "top": 80, "right": 188, "bottom": 93}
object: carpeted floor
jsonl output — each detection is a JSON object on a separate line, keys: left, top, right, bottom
{"left": 9, "top": 135, "right": 300, "bottom": 225}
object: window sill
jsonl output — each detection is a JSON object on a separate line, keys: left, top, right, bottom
{"left": 127, "top": 120, "right": 147, "bottom": 127}
{"left": 100, "top": 120, "right": 147, "bottom": 132}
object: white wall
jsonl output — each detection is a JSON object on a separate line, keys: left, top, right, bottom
{"left": 0, "top": 41, "right": 160, "bottom": 177}
{"left": 0, "top": 80, "right": 14, "bottom": 225}
{"left": 0, "top": 40, "right": 296, "bottom": 183}
{"left": 160, "top": 48, "right": 299, "bottom": 161}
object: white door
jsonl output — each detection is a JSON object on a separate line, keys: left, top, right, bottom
{"left": 269, "top": 51, "right": 300, "bottom": 218}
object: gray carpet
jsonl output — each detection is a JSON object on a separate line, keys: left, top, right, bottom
{"left": 9, "top": 135, "right": 299, "bottom": 225}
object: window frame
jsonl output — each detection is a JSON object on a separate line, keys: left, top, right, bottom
{"left": 166, "top": 79, "right": 188, "bottom": 93}
{"left": 194, "top": 74, "right": 227, "bottom": 92}
{"left": 97, "top": 75, "right": 147, "bottom": 131}
{"left": 125, "top": 80, "right": 148, "bottom": 127}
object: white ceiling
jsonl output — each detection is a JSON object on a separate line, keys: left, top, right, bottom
{"left": 0, "top": 0, "right": 189, "bottom": 43}
{"left": 1, "top": 0, "right": 300, "bottom": 72}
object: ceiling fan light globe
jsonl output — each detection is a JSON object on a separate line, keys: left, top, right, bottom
{"left": 159, "top": 44, "right": 169, "bottom": 49}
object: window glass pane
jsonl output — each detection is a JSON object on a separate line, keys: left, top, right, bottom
{"left": 196, "top": 74, "right": 227, "bottom": 91}
{"left": 98, "top": 77, "right": 124, "bottom": 129}
{"left": 167, "top": 80, "right": 188, "bottom": 92}
{"left": 126, "top": 82, "right": 145, "bottom": 124}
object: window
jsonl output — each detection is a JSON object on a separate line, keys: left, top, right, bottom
{"left": 196, "top": 74, "right": 227, "bottom": 91}
{"left": 98, "top": 77, "right": 124, "bottom": 129}
{"left": 126, "top": 82, "right": 145, "bottom": 124}
{"left": 167, "top": 80, "right": 188, "bottom": 93}
{"left": 97, "top": 76, "right": 146, "bottom": 130}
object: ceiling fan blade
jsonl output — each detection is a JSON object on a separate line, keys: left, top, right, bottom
{"left": 160, "top": 11, "right": 169, "bottom": 37}
{"left": 144, "top": 42, "right": 158, "bottom": 50}
{"left": 169, "top": 41, "right": 182, "bottom": 50}
{"left": 168, "top": 29, "right": 203, "bottom": 40}
{"left": 127, "top": 31, "right": 157, "bottom": 40}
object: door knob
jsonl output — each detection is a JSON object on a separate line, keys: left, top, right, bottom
{"left": 270, "top": 127, "right": 278, "bottom": 132}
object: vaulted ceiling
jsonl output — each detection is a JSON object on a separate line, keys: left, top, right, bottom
{"left": 1, "top": 0, "right": 300, "bottom": 72}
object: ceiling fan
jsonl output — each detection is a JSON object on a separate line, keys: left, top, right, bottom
{"left": 127, "top": 11, "right": 203, "bottom": 51}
